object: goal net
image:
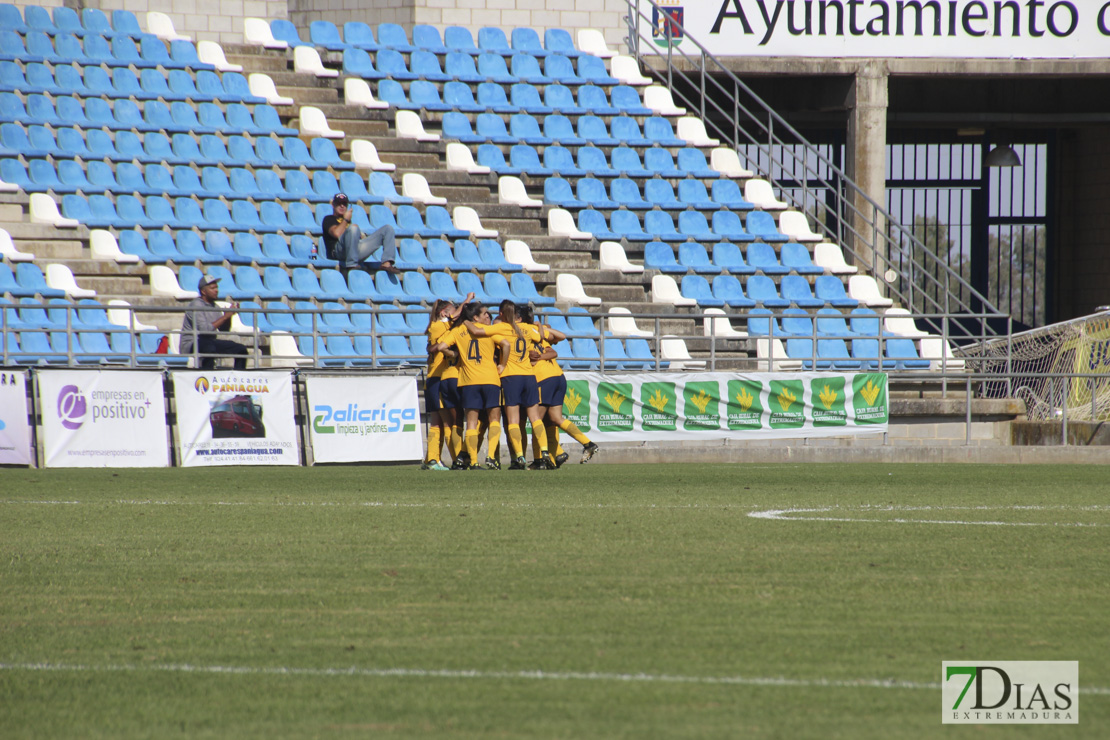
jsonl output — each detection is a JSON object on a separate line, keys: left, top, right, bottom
{"left": 964, "top": 312, "right": 1110, "bottom": 422}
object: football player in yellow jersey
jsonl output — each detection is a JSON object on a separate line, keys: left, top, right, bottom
{"left": 464, "top": 300, "right": 554, "bottom": 471}
{"left": 522, "top": 305, "right": 599, "bottom": 466}
{"left": 429, "top": 301, "right": 508, "bottom": 471}
{"left": 422, "top": 294, "right": 472, "bottom": 470}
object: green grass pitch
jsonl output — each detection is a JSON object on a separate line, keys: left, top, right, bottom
{"left": 1, "top": 464, "right": 1107, "bottom": 738}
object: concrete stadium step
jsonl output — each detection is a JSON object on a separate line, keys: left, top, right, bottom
{"left": 6, "top": 238, "right": 85, "bottom": 261}
{"left": 272, "top": 84, "right": 337, "bottom": 106}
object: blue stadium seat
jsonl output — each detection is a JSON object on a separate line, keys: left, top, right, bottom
{"left": 644, "top": 179, "right": 684, "bottom": 210}
{"left": 746, "top": 242, "right": 788, "bottom": 275}
{"left": 814, "top": 275, "right": 859, "bottom": 307}
{"left": 509, "top": 144, "right": 552, "bottom": 176}
{"left": 711, "top": 211, "right": 755, "bottom": 242}
{"left": 580, "top": 178, "right": 618, "bottom": 209}
{"left": 711, "top": 179, "right": 754, "bottom": 209}
{"left": 780, "top": 242, "right": 824, "bottom": 274}
{"left": 410, "top": 49, "right": 450, "bottom": 81}
{"left": 577, "top": 55, "right": 617, "bottom": 84}
{"left": 511, "top": 52, "right": 551, "bottom": 84}
{"left": 110, "top": 9, "right": 143, "bottom": 37}
{"left": 342, "top": 48, "right": 384, "bottom": 79}
{"left": 678, "top": 243, "right": 719, "bottom": 274}
{"left": 545, "top": 54, "right": 585, "bottom": 85}
{"left": 477, "top": 51, "right": 516, "bottom": 83}
{"left": 270, "top": 19, "right": 308, "bottom": 47}
{"left": 478, "top": 240, "right": 520, "bottom": 272}
{"left": 510, "top": 113, "right": 553, "bottom": 145}
{"left": 412, "top": 24, "right": 448, "bottom": 54}
{"left": 376, "top": 49, "right": 418, "bottom": 81}
{"left": 609, "top": 115, "right": 650, "bottom": 146}
{"left": 544, "top": 178, "right": 585, "bottom": 208}
{"left": 543, "top": 113, "right": 586, "bottom": 145}
{"left": 578, "top": 146, "right": 619, "bottom": 177}
{"left": 745, "top": 211, "right": 789, "bottom": 242}
{"left": 746, "top": 275, "right": 791, "bottom": 308}
{"left": 577, "top": 209, "right": 616, "bottom": 240}
{"left": 476, "top": 144, "right": 519, "bottom": 175}
{"left": 16, "top": 263, "right": 66, "bottom": 298}
{"left": 780, "top": 275, "right": 824, "bottom": 308}
{"left": 644, "top": 211, "right": 684, "bottom": 242}
{"left": 477, "top": 81, "right": 517, "bottom": 114}
{"left": 644, "top": 243, "right": 684, "bottom": 274}
{"left": 543, "top": 83, "right": 585, "bottom": 114}
{"left": 444, "top": 53, "right": 484, "bottom": 84}
{"left": 310, "top": 20, "right": 345, "bottom": 51}
{"left": 510, "top": 82, "right": 553, "bottom": 114}
{"left": 543, "top": 145, "right": 586, "bottom": 176}
{"left": 682, "top": 275, "right": 726, "bottom": 307}
{"left": 343, "top": 21, "right": 379, "bottom": 51}
{"left": 144, "top": 37, "right": 187, "bottom": 69}
{"left": 641, "top": 118, "right": 683, "bottom": 148}
{"left": 677, "top": 180, "right": 717, "bottom": 210}
{"left": 577, "top": 85, "right": 618, "bottom": 115}
{"left": 577, "top": 114, "right": 618, "bottom": 145}
{"left": 378, "top": 22, "right": 416, "bottom": 53}
{"left": 543, "top": 29, "right": 580, "bottom": 58}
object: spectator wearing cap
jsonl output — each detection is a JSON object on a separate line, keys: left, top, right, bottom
{"left": 180, "top": 273, "right": 249, "bottom": 370}
{"left": 321, "top": 192, "right": 400, "bottom": 276}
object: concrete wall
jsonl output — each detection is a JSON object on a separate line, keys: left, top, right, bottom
{"left": 1055, "top": 127, "right": 1110, "bottom": 319}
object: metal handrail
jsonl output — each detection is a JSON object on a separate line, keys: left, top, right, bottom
{"left": 624, "top": 0, "right": 1002, "bottom": 330}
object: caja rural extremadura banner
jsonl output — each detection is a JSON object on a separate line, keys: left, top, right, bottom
{"left": 561, "top": 371, "right": 888, "bottom": 441}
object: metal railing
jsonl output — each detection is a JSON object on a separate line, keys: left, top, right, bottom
{"left": 624, "top": 0, "right": 1003, "bottom": 331}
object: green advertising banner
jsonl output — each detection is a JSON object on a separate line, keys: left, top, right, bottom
{"left": 562, "top": 372, "right": 887, "bottom": 441}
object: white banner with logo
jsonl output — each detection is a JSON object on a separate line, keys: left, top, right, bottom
{"left": 305, "top": 375, "right": 423, "bottom": 463}
{"left": 0, "top": 369, "right": 32, "bottom": 466}
{"left": 173, "top": 370, "right": 299, "bottom": 467}
{"left": 38, "top": 370, "right": 169, "bottom": 468}
{"left": 560, "top": 371, "right": 887, "bottom": 441}
{"left": 645, "top": 0, "right": 1110, "bottom": 58}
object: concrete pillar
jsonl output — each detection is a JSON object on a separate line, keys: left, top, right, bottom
{"left": 845, "top": 61, "right": 889, "bottom": 273}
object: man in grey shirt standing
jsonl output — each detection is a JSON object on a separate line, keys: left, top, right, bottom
{"left": 180, "top": 273, "right": 248, "bottom": 370}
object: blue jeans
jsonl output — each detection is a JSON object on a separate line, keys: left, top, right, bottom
{"left": 338, "top": 224, "right": 397, "bottom": 270}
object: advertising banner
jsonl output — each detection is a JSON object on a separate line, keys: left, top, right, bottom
{"left": 38, "top": 370, "right": 169, "bottom": 468}
{"left": 0, "top": 369, "right": 32, "bottom": 466}
{"left": 173, "top": 370, "right": 298, "bottom": 467}
{"left": 563, "top": 371, "right": 887, "bottom": 441}
{"left": 645, "top": 0, "right": 1110, "bottom": 59}
{"left": 305, "top": 375, "right": 423, "bottom": 463}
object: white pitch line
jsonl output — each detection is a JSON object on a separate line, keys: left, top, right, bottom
{"left": 2, "top": 662, "right": 1107, "bottom": 695}
{"left": 749, "top": 506, "right": 1108, "bottom": 527}
{"left": 0, "top": 499, "right": 745, "bottom": 512}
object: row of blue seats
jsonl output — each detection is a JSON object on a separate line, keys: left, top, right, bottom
{"left": 546, "top": 177, "right": 749, "bottom": 211}
{"left": 0, "top": 94, "right": 295, "bottom": 136}
{"left": 290, "top": 332, "right": 663, "bottom": 371}
{"left": 0, "top": 62, "right": 262, "bottom": 104}
{"left": 443, "top": 112, "right": 683, "bottom": 147}
{"left": 646, "top": 242, "right": 822, "bottom": 276}
{"left": 1, "top": 296, "right": 123, "bottom": 331}
{"left": 679, "top": 274, "right": 858, "bottom": 309}
{"left": 174, "top": 264, "right": 552, "bottom": 307}
{"left": 578, "top": 209, "right": 785, "bottom": 243}
{"left": 0, "top": 328, "right": 184, "bottom": 366}
{"left": 0, "top": 262, "right": 64, "bottom": 298}
{"left": 379, "top": 80, "right": 643, "bottom": 117}
{"left": 277, "top": 20, "right": 585, "bottom": 59}
{"left": 344, "top": 48, "right": 615, "bottom": 87}
{"left": 0, "top": 126, "right": 349, "bottom": 170}
{"left": 1, "top": 5, "right": 151, "bottom": 40}
{"left": 0, "top": 29, "right": 215, "bottom": 71}
{"left": 115, "top": 229, "right": 521, "bottom": 273}
{"left": 476, "top": 143, "right": 717, "bottom": 179}
{"left": 6, "top": 160, "right": 401, "bottom": 207}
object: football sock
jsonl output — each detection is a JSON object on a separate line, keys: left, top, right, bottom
{"left": 507, "top": 425, "right": 523, "bottom": 459}
{"left": 559, "top": 419, "right": 591, "bottom": 446}
{"left": 426, "top": 424, "right": 442, "bottom": 463}
{"left": 465, "top": 429, "right": 479, "bottom": 463}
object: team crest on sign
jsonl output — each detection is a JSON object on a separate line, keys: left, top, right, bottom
{"left": 652, "top": 0, "right": 684, "bottom": 48}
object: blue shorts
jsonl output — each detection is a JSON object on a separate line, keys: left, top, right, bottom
{"left": 439, "top": 377, "right": 459, "bottom": 410}
{"left": 539, "top": 376, "right": 566, "bottom": 407}
{"left": 500, "top": 375, "right": 539, "bottom": 408}
{"left": 425, "top": 377, "right": 442, "bottom": 414}
{"left": 459, "top": 383, "right": 501, "bottom": 411}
